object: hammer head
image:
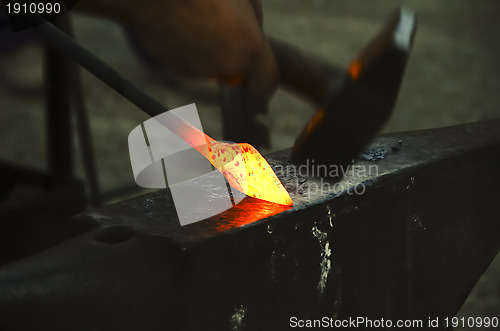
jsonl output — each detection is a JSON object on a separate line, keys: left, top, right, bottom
{"left": 291, "top": 7, "right": 417, "bottom": 166}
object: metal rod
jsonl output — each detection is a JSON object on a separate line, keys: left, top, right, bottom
{"left": 60, "top": 14, "right": 101, "bottom": 207}
{"left": 33, "top": 15, "right": 168, "bottom": 118}
{"left": 44, "top": 15, "right": 73, "bottom": 179}
{"left": 32, "top": 15, "right": 200, "bottom": 148}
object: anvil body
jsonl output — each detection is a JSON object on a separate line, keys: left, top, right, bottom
{"left": 0, "top": 120, "right": 499, "bottom": 330}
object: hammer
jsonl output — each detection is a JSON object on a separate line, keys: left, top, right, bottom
{"left": 221, "top": 7, "right": 416, "bottom": 166}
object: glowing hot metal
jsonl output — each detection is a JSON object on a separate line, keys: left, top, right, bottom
{"left": 163, "top": 111, "right": 293, "bottom": 206}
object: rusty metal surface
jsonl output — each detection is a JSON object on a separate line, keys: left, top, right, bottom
{"left": 0, "top": 120, "right": 499, "bottom": 330}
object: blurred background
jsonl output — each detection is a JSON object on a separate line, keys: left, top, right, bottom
{"left": 0, "top": 0, "right": 499, "bottom": 326}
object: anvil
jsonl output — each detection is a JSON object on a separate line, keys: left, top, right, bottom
{"left": 0, "top": 120, "right": 499, "bottom": 330}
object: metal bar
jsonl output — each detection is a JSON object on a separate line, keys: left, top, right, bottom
{"left": 32, "top": 15, "right": 168, "bottom": 118}
{"left": 219, "top": 85, "right": 270, "bottom": 148}
{"left": 0, "top": 120, "right": 499, "bottom": 330}
{"left": 44, "top": 15, "right": 72, "bottom": 178}
{"left": 62, "top": 14, "right": 101, "bottom": 207}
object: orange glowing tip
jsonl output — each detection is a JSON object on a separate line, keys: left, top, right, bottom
{"left": 170, "top": 114, "right": 293, "bottom": 206}
{"left": 206, "top": 139, "right": 293, "bottom": 206}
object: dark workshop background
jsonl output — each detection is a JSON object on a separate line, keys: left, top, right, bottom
{"left": 0, "top": 0, "right": 499, "bottom": 326}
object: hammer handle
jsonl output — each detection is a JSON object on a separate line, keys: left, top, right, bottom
{"left": 269, "top": 37, "right": 345, "bottom": 107}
